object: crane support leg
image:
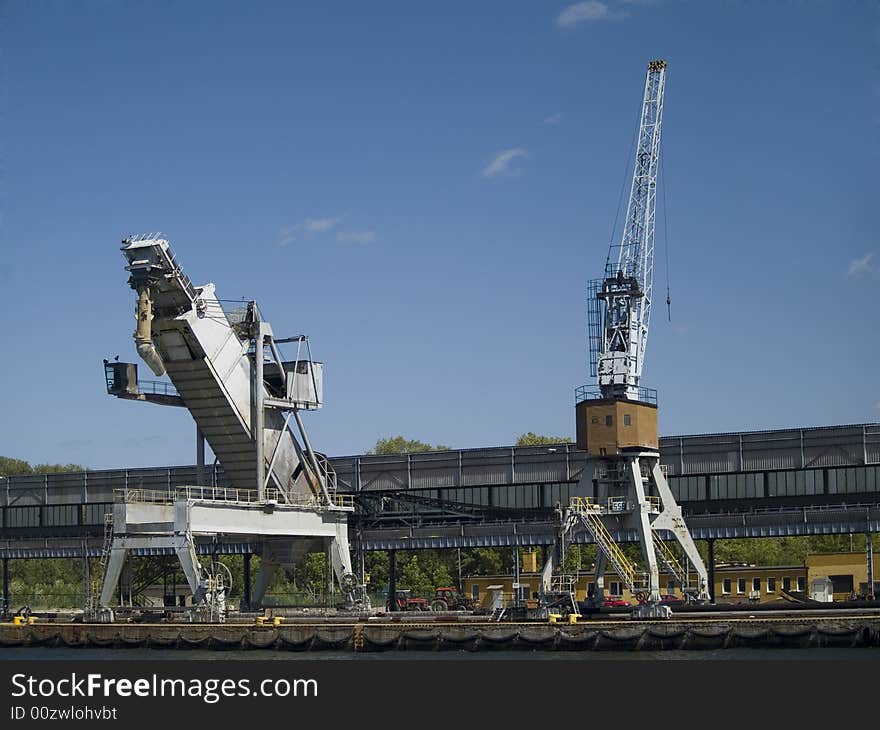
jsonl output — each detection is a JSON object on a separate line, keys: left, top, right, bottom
{"left": 174, "top": 537, "right": 206, "bottom": 604}
{"left": 99, "top": 546, "right": 128, "bottom": 608}
{"left": 251, "top": 562, "right": 277, "bottom": 608}
{"left": 629, "top": 459, "right": 661, "bottom": 602}
{"left": 540, "top": 548, "right": 555, "bottom": 595}
{"left": 327, "top": 524, "right": 354, "bottom": 589}
{"left": 649, "top": 460, "right": 710, "bottom": 600}
{"left": 592, "top": 551, "right": 608, "bottom": 605}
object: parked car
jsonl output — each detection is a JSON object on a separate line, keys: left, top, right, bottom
{"left": 603, "top": 598, "right": 631, "bottom": 607}
{"left": 660, "top": 594, "right": 685, "bottom": 605}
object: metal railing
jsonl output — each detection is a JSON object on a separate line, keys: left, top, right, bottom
{"left": 568, "top": 495, "right": 661, "bottom": 515}
{"left": 574, "top": 385, "right": 658, "bottom": 405}
{"left": 569, "top": 496, "right": 601, "bottom": 513}
{"left": 136, "top": 379, "right": 179, "bottom": 397}
{"left": 117, "top": 485, "right": 296, "bottom": 505}
{"left": 113, "top": 484, "right": 355, "bottom": 510}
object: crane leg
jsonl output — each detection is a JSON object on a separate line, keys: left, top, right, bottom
{"left": 629, "top": 458, "right": 661, "bottom": 602}
{"left": 99, "top": 545, "right": 128, "bottom": 608}
{"left": 650, "top": 460, "right": 710, "bottom": 601}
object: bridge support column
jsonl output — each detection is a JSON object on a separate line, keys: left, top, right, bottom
{"left": 388, "top": 550, "right": 397, "bottom": 612}
{"left": 707, "top": 539, "right": 716, "bottom": 603}
{"left": 243, "top": 553, "right": 252, "bottom": 609}
{"left": 2, "top": 558, "right": 9, "bottom": 619}
{"left": 513, "top": 547, "right": 521, "bottom": 603}
{"left": 867, "top": 533, "right": 875, "bottom": 600}
{"left": 196, "top": 425, "right": 206, "bottom": 486}
{"left": 82, "top": 553, "right": 90, "bottom": 613}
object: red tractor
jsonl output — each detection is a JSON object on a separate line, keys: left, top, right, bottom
{"left": 430, "top": 587, "right": 477, "bottom": 612}
{"left": 387, "top": 589, "right": 429, "bottom": 611}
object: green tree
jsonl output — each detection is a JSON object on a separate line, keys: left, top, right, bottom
{"left": 515, "top": 433, "right": 570, "bottom": 446}
{"left": 370, "top": 436, "right": 450, "bottom": 454}
{"left": 460, "top": 547, "right": 504, "bottom": 576}
{"left": 0, "top": 457, "right": 33, "bottom": 476}
{"left": 32, "top": 463, "right": 88, "bottom": 473}
{"left": 0, "top": 457, "right": 87, "bottom": 476}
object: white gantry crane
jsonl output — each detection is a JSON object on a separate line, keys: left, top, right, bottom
{"left": 551, "top": 60, "right": 710, "bottom": 619}
{"left": 99, "top": 235, "right": 365, "bottom": 620}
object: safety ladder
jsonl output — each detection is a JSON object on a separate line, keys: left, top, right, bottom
{"left": 353, "top": 624, "right": 365, "bottom": 651}
{"left": 99, "top": 513, "right": 114, "bottom": 568}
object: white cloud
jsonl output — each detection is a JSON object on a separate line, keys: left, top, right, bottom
{"left": 303, "top": 217, "right": 339, "bottom": 233}
{"left": 275, "top": 216, "right": 340, "bottom": 246}
{"left": 848, "top": 252, "right": 875, "bottom": 276}
{"left": 557, "top": 1, "right": 611, "bottom": 27}
{"left": 337, "top": 230, "right": 376, "bottom": 245}
{"left": 544, "top": 112, "right": 563, "bottom": 125}
{"left": 482, "top": 147, "right": 528, "bottom": 178}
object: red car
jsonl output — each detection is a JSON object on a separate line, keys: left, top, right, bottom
{"left": 660, "top": 594, "right": 685, "bottom": 605}
{"left": 603, "top": 598, "right": 631, "bottom": 607}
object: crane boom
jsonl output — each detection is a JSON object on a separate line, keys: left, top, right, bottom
{"left": 596, "top": 59, "right": 666, "bottom": 401}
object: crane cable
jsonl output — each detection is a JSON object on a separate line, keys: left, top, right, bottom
{"left": 661, "top": 140, "right": 672, "bottom": 322}
{"left": 607, "top": 106, "right": 641, "bottom": 274}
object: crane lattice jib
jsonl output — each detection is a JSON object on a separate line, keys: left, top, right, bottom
{"left": 597, "top": 60, "right": 665, "bottom": 400}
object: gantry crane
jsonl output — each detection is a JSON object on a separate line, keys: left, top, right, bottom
{"left": 552, "top": 60, "right": 710, "bottom": 618}
{"left": 99, "top": 235, "right": 364, "bottom": 619}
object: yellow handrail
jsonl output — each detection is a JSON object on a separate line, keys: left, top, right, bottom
{"left": 652, "top": 533, "right": 685, "bottom": 582}
{"left": 569, "top": 496, "right": 602, "bottom": 513}
{"left": 578, "top": 510, "right": 637, "bottom": 588}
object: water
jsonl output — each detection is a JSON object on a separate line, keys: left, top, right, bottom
{"left": 2, "top": 646, "right": 879, "bottom": 661}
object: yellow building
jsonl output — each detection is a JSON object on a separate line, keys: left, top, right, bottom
{"left": 806, "top": 552, "right": 880, "bottom": 602}
{"left": 713, "top": 564, "right": 806, "bottom": 604}
{"left": 462, "top": 552, "right": 878, "bottom": 606}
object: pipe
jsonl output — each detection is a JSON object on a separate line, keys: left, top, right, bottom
{"left": 135, "top": 287, "right": 165, "bottom": 376}
{"left": 388, "top": 550, "right": 397, "bottom": 612}
{"left": 2, "top": 558, "right": 9, "bottom": 619}
{"left": 254, "top": 328, "right": 265, "bottom": 501}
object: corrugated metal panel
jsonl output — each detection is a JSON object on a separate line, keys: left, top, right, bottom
{"left": 410, "top": 452, "right": 459, "bottom": 489}
{"left": 2, "top": 474, "right": 47, "bottom": 507}
{"left": 676, "top": 434, "right": 739, "bottom": 475}
{"left": 802, "top": 426, "right": 867, "bottom": 468}
{"left": 865, "top": 425, "right": 880, "bottom": 464}
{"left": 460, "top": 450, "right": 512, "bottom": 487}
{"left": 511, "top": 447, "right": 571, "bottom": 483}
{"left": 357, "top": 455, "right": 408, "bottom": 491}
{"left": 741, "top": 429, "right": 801, "bottom": 471}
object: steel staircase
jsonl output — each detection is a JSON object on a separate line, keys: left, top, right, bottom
{"left": 568, "top": 499, "right": 642, "bottom": 593}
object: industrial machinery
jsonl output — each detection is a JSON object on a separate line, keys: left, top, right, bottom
{"left": 98, "top": 234, "right": 366, "bottom": 620}
{"left": 546, "top": 60, "right": 710, "bottom": 619}
{"left": 430, "top": 587, "right": 477, "bottom": 612}
{"left": 387, "top": 590, "right": 429, "bottom": 612}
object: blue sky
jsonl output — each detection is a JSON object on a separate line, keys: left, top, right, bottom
{"left": 0, "top": 1, "right": 876, "bottom": 469}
